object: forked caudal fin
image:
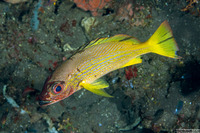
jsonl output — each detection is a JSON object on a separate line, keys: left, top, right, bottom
{"left": 146, "top": 20, "right": 180, "bottom": 59}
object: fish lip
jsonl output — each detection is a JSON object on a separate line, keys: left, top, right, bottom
{"left": 39, "top": 100, "right": 53, "bottom": 106}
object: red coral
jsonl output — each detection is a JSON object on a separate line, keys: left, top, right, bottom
{"left": 125, "top": 66, "right": 134, "bottom": 80}
{"left": 73, "top": 0, "right": 111, "bottom": 16}
{"left": 60, "top": 20, "right": 73, "bottom": 36}
{"left": 132, "top": 66, "right": 138, "bottom": 78}
{"left": 125, "top": 66, "right": 138, "bottom": 80}
{"left": 117, "top": 3, "right": 134, "bottom": 21}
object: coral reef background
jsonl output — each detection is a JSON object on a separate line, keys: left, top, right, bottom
{"left": 0, "top": 0, "right": 200, "bottom": 132}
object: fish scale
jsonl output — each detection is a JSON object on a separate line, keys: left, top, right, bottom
{"left": 72, "top": 47, "right": 132, "bottom": 83}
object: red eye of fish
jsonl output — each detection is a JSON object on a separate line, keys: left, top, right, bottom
{"left": 53, "top": 83, "right": 64, "bottom": 94}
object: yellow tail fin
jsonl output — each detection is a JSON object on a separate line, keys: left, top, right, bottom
{"left": 146, "top": 20, "right": 180, "bottom": 59}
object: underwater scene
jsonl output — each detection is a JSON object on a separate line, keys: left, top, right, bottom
{"left": 0, "top": 0, "right": 200, "bottom": 132}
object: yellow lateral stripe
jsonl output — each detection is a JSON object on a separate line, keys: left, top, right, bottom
{"left": 78, "top": 52, "right": 133, "bottom": 81}
{"left": 85, "top": 56, "right": 126, "bottom": 80}
{"left": 83, "top": 47, "right": 146, "bottom": 80}
{"left": 78, "top": 41, "right": 132, "bottom": 71}
{"left": 69, "top": 41, "right": 147, "bottom": 84}
{"left": 69, "top": 43, "right": 122, "bottom": 81}
{"left": 84, "top": 52, "right": 137, "bottom": 82}
{"left": 70, "top": 52, "right": 122, "bottom": 82}
{"left": 69, "top": 50, "right": 144, "bottom": 90}
{"left": 70, "top": 51, "right": 127, "bottom": 83}
{"left": 78, "top": 43, "right": 119, "bottom": 70}
{"left": 70, "top": 44, "right": 147, "bottom": 84}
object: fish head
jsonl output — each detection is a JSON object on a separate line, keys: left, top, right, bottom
{"left": 37, "top": 75, "right": 74, "bottom": 106}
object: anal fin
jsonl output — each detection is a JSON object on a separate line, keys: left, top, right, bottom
{"left": 121, "top": 56, "right": 142, "bottom": 68}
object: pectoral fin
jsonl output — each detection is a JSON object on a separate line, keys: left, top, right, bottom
{"left": 80, "top": 79, "right": 113, "bottom": 97}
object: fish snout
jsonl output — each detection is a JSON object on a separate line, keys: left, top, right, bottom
{"left": 37, "top": 92, "right": 52, "bottom": 106}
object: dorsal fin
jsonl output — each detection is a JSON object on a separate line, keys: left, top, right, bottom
{"left": 85, "top": 34, "right": 141, "bottom": 49}
{"left": 68, "top": 34, "right": 141, "bottom": 59}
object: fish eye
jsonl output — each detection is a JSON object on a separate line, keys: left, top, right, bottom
{"left": 52, "top": 83, "right": 64, "bottom": 94}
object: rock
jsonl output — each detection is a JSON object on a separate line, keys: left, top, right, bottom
{"left": 81, "top": 17, "right": 99, "bottom": 33}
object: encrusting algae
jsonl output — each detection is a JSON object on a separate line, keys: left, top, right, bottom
{"left": 38, "top": 20, "right": 180, "bottom": 106}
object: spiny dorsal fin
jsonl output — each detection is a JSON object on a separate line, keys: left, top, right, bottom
{"left": 85, "top": 34, "right": 141, "bottom": 49}
{"left": 68, "top": 34, "right": 141, "bottom": 59}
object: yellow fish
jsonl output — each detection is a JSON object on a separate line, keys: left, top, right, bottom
{"left": 38, "top": 20, "right": 180, "bottom": 106}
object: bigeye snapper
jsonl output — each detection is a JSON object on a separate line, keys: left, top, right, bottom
{"left": 38, "top": 21, "right": 180, "bottom": 106}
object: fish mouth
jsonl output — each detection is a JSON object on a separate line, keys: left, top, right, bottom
{"left": 39, "top": 100, "right": 53, "bottom": 106}
{"left": 39, "top": 99, "right": 61, "bottom": 106}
